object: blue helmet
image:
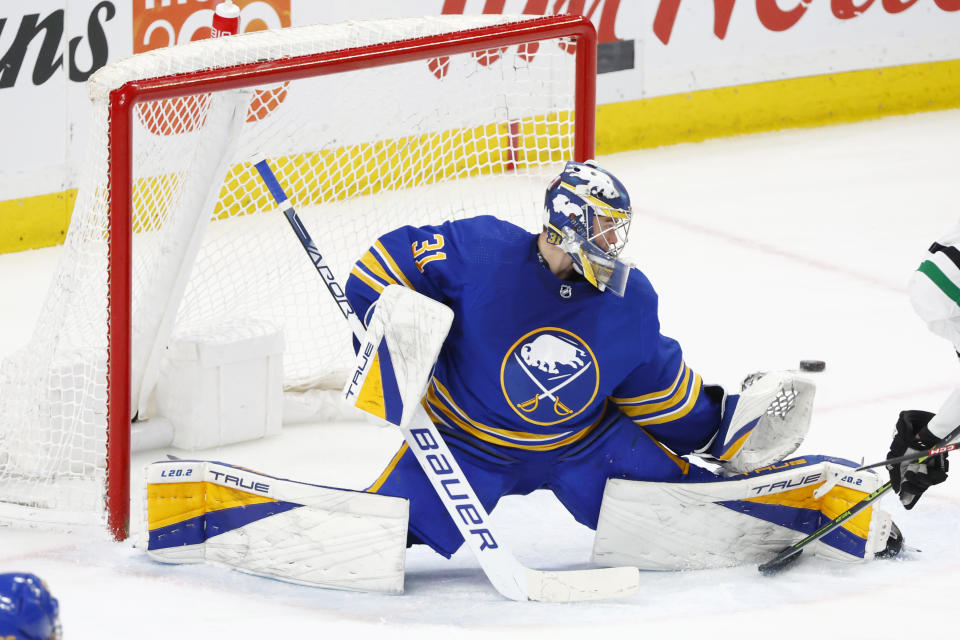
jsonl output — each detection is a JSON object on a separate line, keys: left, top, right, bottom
{"left": 0, "top": 573, "right": 60, "bottom": 640}
{"left": 543, "top": 160, "right": 632, "bottom": 295}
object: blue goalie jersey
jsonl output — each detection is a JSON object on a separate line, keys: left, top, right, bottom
{"left": 345, "top": 215, "right": 722, "bottom": 458}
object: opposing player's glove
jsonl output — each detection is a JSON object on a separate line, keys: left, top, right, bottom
{"left": 887, "top": 410, "right": 949, "bottom": 510}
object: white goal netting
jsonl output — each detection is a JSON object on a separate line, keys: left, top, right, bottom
{"left": 0, "top": 15, "right": 585, "bottom": 533}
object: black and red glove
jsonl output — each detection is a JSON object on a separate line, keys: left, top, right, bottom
{"left": 887, "top": 410, "right": 950, "bottom": 510}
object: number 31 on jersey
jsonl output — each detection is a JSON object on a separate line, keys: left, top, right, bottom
{"left": 412, "top": 234, "right": 446, "bottom": 272}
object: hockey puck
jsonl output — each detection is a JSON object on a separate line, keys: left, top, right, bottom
{"left": 799, "top": 360, "right": 826, "bottom": 372}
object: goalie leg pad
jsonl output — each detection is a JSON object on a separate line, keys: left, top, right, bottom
{"left": 146, "top": 460, "right": 409, "bottom": 594}
{"left": 343, "top": 284, "right": 454, "bottom": 428}
{"left": 708, "top": 371, "right": 815, "bottom": 473}
{"left": 591, "top": 456, "right": 894, "bottom": 570}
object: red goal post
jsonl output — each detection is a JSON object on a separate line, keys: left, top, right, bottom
{"left": 0, "top": 14, "right": 597, "bottom": 541}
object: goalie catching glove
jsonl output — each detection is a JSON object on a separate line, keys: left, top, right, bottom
{"left": 698, "top": 371, "right": 815, "bottom": 474}
{"left": 887, "top": 410, "right": 950, "bottom": 509}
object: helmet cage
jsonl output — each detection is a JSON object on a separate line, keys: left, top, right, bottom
{"left": 574, "top": 187, "right": 631, "bottom": 259}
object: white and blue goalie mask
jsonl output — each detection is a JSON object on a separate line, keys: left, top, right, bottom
{"left": 543, "top": 160, "right": 632, "bottom": 296}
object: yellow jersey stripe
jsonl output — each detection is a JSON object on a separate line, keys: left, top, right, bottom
{"left": 426, "top": 383, "right": 604, "bottom": 451}
{"left": 350, "top": 265, "right": 385, "bottom": 294}
{"left": 427, "top": 382, "right": 567, "bottom": 443}
{"left": 639, "top": 428, "right": 690, "bottom": 474}
{"left": 610, "top": 361, "right": 685, "bottom": 404}
{"left": 616, "top": 366, "right": 691, "bottom": 417}
{"left": 360, "top": 250, "right": 399, "bottom": 287}
{"left": 366, "top": 442, "right": 409, "bottom": 493}
{"left": 374, "top": 240, "right": 415, "bottom": 289}
{"left": 434, "top": 403, "right": 603, "bottom": 451}
{"left": 422, "top": 398, "right": 445, "bottom": 425}
{"left": 631, "top": 373, "right": 702, "bottom": 426}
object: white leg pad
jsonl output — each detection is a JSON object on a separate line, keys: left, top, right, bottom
{"left": 146, "top": 460, "right": 408, "bottom": 594}
{"left": 592, "top": 457, "right": 893, "bottom": 570}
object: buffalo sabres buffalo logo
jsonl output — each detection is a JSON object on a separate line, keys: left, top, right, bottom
{"left": 500, "top": 328, "right": 599, "bottom": 426}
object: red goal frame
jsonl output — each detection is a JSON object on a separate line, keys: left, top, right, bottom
{"left": 104, "top": 14, "right": 597, "bottom": 540}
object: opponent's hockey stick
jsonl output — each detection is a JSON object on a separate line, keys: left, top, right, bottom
{"left": 856, "top": 423, "right": 960, "bottom": 472}
{"left": 251, "top": 154, "right": 639, "bottom": 602}
{"left": 757, "top": 481, "right": 892, "bottom": 575}
{"left": 759, "top": 423, "right": 960, "bottom": 575}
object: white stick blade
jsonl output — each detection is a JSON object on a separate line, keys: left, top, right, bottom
{"left": 524, "top": 567, "right": 639, "bottom": 603}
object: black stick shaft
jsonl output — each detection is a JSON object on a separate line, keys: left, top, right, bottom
{"left": 857, "top": 423, "right": 960, "bottom": 471}
{"left": 758, "top": 482, "right": 891, "bottom": 574}
{"left": 761, "top": 422, "right": 960, "bottom": 575}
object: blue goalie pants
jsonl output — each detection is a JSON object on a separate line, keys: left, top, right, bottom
{"left": 367, "top": 405, "right": 716, "bottom": 558}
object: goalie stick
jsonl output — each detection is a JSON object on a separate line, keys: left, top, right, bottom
{"left": 250, "top": 153, "right": 639, "bottom": 602}
{"left": 759, "top": 423, "right": 960, "bottom": 575}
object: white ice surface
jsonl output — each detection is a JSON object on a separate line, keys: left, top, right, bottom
{"left": 2, "top": 110, "right": 960, "bottom": 638}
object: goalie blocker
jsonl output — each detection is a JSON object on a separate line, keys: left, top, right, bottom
{"left": 342, "top": 284, "right": 453, "bottom": 429}
{"left": 592, "top": 456, "right": 897, "bottom": 569}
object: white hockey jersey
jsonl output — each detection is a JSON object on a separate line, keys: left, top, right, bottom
{"left": 909, "top": 222, "right": 960, "bottom": 441}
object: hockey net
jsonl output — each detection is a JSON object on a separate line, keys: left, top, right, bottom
{"left": 0, "top": 14, "right": 595, "bottom": 539}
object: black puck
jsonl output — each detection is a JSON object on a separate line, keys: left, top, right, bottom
{"left": 799, "top": 360, "right": 826, "bottom": 372}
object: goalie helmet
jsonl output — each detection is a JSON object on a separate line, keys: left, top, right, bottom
{"left": 543, "top": 160, "right": 632, "bottom": 296}
{"left": 0, "top": 573, "right": 61, "bottom": 640}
